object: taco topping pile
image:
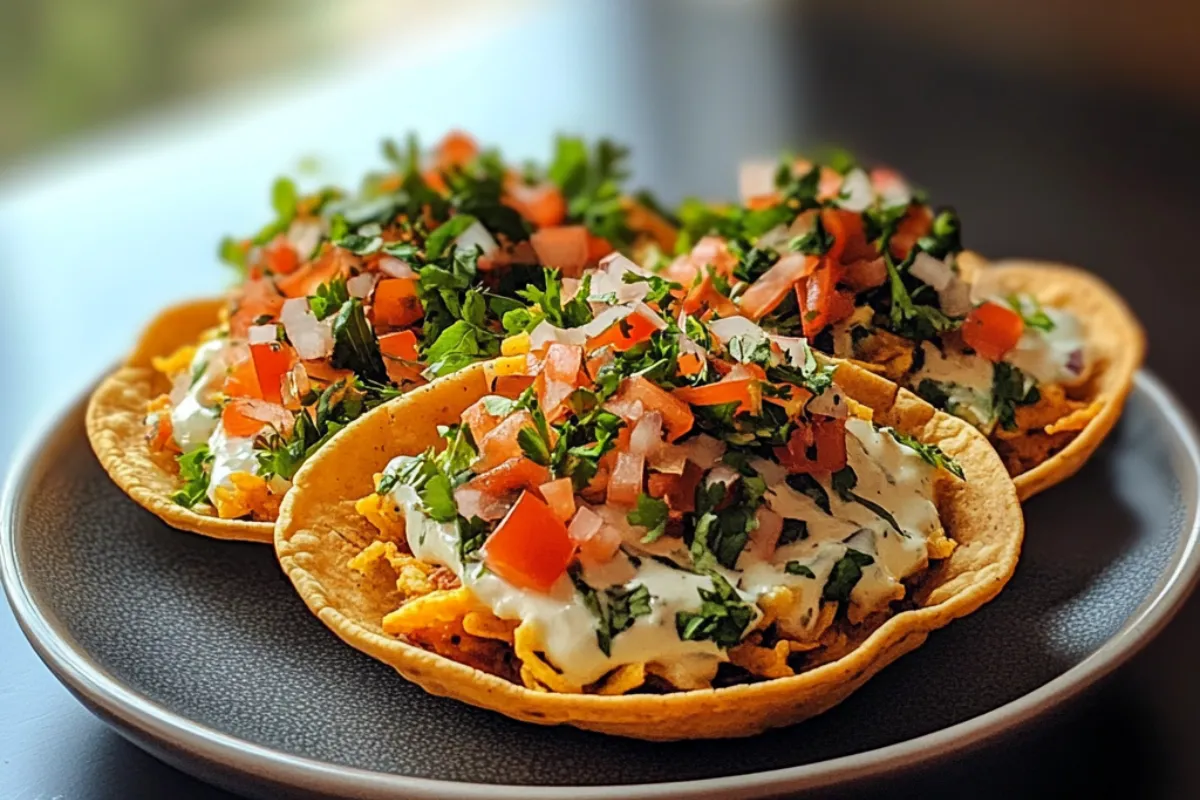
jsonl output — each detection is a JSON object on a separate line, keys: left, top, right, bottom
{"left": 352, "top": 255, "right": 962, "bottom": 693}
{"left": 664, "top": 154, "right": 1097, "bottom": 475}
{"left": 143, "top": 133, "right": 674, "bottom": 520}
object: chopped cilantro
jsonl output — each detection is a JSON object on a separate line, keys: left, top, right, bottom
{"left": 675, "top": 572, "right": 755, "bottom": 650}
{"left": 993, "top": 362, "right": 1040, "bottom": 431}
{"left": 568, "top": 565, "right": 653, "bottom": 657}
{"left": 785, "top": 561, "right": 816, "bottom": 578}
{"left": 425, "top": 215, "right": 480, "bottom": 260}
{"left": 789, "top": 214, "right": 833, "bottom": 256}
{"left": 785, "top": 473, "right": 831, "bottom": 515}
{"left": 330, "top": 298, "right": 388, "bottom": 384}
{"left": 627, "top": 493, "right": 670, "bottom": 543}
{"left": 823, "top": 549, "right": 874, "bottom": 603}
{"left": 1006, "top": 294, "right": 1055, "bottom": 333}
{"left": 170, "top": 447, "right": 213, "bottom": 508}
{"left": 882, "top": 427, "right": 965, "bottom": 479}
{"left": 778, "top": 518, "right": 809, "bottom": 546}
{"left": 456, "top": 516, "right": 488, "bottom": 563}
{"left": 884, "top": 256, "right": 960, "bottom": 340}
{"left": 308, "top": 277, "right": 350, "bottom": 321}
{"left": 831, "top": 466, "right": 902, "bottom": 534}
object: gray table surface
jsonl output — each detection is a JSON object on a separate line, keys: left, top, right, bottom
{"left": 3, "top": 3, "right": 1200, "bottom": 797}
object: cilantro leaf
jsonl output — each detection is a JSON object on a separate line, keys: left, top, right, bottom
{"left": 785, "top": 561, "right": 816, "bottom": 578}
{"left": 823, "top": 548, "right": 875, "bottom": 603}
{"left": 884, "top": 257, "right": 960, "bottom": 340}
{"left": 425, "top": 215, "right": 480, "bottom": 260}
{"left": 778, "top": 518, "right": 809, "bottom": 547}
{"left": 831, "top": 466, "right": 902, "bottom": 534}
{"left": 675, "top": 572, "right": 755, "bottom": 650}
{"left": 170, "top": 446, "right": 213, "bottom": 508}
{"left": 1006, "top": 293, "right": 1055, "bottom": 333}
{"left": 785, "top": 473, "right": 831, "bottom": 515}
{"left": 456, "top": 516, "right": 489, "bottom": 563}
{"left": 568, "top": 564, "right": 653, "bottom": 657}
{"left": 331, "top": 298, "right": 388, "bottom": 384}
{"left": 308, "top": 277, "right": 350, "bottom": 321}
{"left": 881, "top": 427, "right": 965, "bottom": 479}
{"left": 627, "top": 493, "right": 670, "bottom": 543}
{"left": 217, "top": 236, "right": 248, "bottom": 277}
{"left": 993, "top": 362, "right": 1040, "bottom": 431}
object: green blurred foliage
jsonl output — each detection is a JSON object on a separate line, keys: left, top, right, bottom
{"left": 0, "top": 0, "right": 313, "bottom": 167}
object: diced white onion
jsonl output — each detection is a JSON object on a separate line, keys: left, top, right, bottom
{"left": 347, "top": 272, "right": 378, "bottom": 298}
{"left": 454, "top": 221, "right": 499, "bottom": 258}
{"left": 632, "top": 302, "right": 668, "bottom": 331}
{"left": 378, "top": 255, "right": 415, "bottom": 279}
{"left": 755, "top": 224, "right": 791, "bottom": 253}
{"left": 579, "top": 305, "right": 634, "bottom": 338}
{"left": 648, "top": 444, "right": 688, "bottom": 475}
{"left": 529, "top": 321, "right": 587, "bottom": 352}
{"left": 837, "top": 168, "right": 874, "bottom": 212}
{"left": 678, "top": 434, "right": 726, "bottom": 470}
{"left": 768, "top": 335, "right": 810, "bottom": 368}
{"left": 807, "top": 388, "right": 848, "bottom": 418}
{"left": 709, "top": 315, "right": 767, "bottom": 345}
{"left": 910, "top": 252, "right": 954, "bottom": 291}
{"left": 629, "top": 412, "right": 663, "bottom": 457}
{"left": 280, "top": 298, "right": 333, "bottom": 360}
{"left": 568, "top": 505, "right": 605, "bottom": 543}
{"left": 248, "top": 324, "right": 279, "bottom": 345}
{"left": 705, "top": 464, "right": 741, "bottom": 489}
{"left": 938, "top": 279, "right": 973, "bottom": 318}
{"left": 738, "top": 158, "right": 777, "bottom": 202}
{"left": 286, "top": 219, "right": 324, "bottom": 260}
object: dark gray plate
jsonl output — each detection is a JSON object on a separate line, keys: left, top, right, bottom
{"left": 3, "top": 371, "right": 1199, "bottom": 800}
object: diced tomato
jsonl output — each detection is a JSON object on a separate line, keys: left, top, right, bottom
{"left": 745, "top": 192, "right": 781, "bottom": 210}
{"left": 888, "top": 204, "right": 933, "bottom": 262}
{"left": 673, "top": 376, "right": 760, "bottom": 415}
{"left": 249, "top": 340, "right": 296, "bottom": 405}
{"left": 301, "top": 360, "right": 352, "bottom": 384}
{"left": 797, "top": 260, "right": 856, "bottom": 338}
{"left": 681, "top": 270, "right": 739, "bottom": 318}
{"left": 263, "top": 237, "right": 300, "bottom": 275}
{"left": 530, "top": 225, "right": 589, "bottom": 277}
{"left": 222, "top": 358, "right": 262, "bottom": 399}
{"left": 607, "top": 451, "right": 645, "bottom": 507}
{"left": 840, "top": 257, "right": 888, "bottom": 291}
{"left": 462, "top": 398, "right": 503, "bottom": 445}
{"left": 373, "top": 278, "right": 423, "bottom": 328}
{"left": 464, "top": 457, "right": 550, "bottom": 496}
{"left": 610, "top": 376, "right": 694, "bottom": 442}
{"left": 378, "top": 329, "right": 420, "bottom": 361}
{"left": 961, "top": 302, "right": 1024, "bottom": 361}
{"left": 436, "top": 130, "right": 479, "bottom": 169}
{"left": 276, "top": 247, "right": 352, "bottom": 299}
{"left": 624, "top": 200, "right": 679, "bottom": 253}
{"left": 492, "top": 374, "right": 536, "bottom": 398}
{"left": 475, "top": 411, "right": 539, "bottom": 472}
{"left": 678, "top": 350, "right": 705, "bottom": 377}
{"left": 538, "top": 477, "right": 576, "bottom": 523}
{"left": 737, "top": 253, "right": 816, "bottom": 321}
{"left": 483, "top": 491, "right": 576, "bottom": 593}
{"left": 820, "top": 209, "right": 877, "bottom": 264}
{"left": 586, "top": 309, "right": 659, "bottom": 352}
{"left": 222, "top": 398, "right": 291, "bottom": 438}
{"left": 230, "top": 279, "right": 285, "bottom": 338}
{"left": 647, "top": 460, "right": 703, "bottom": 513}
{"left": 774, "top": 417, "right": 848, "bottom": 474}
{"left": 586, "top": 233, "right": 615, "bottom": 264}
{"left": 690, "top": 236, "right": 738, "bottom": 277}
{"left": 510, "top": 184, "right": 567, "bottom": 229}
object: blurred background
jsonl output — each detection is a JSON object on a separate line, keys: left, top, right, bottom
{"left": 2, "top": 0, "right": 1199, "bottom": 797}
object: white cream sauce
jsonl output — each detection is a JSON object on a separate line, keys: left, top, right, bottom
{"left": 205, "top": 426, "right": 259, "bottom": 505}
{"left": 907, "top": 341, "right": 996, "bottom": 431}
{"left": 1000, "top": 298, "right": 1087, "bottom": 385}
{"left": 385, "top": 414, "right": 945, "bottom": 688}
{"left": 169, "top": 339, "right": 230, "bottom": 451}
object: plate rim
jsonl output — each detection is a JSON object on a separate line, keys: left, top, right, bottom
{"left": 3, "top": 370, "right": 1199, "bottom": 800}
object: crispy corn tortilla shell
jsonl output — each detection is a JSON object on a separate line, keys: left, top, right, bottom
{"left": 86, "top": 298, "right": 274, "bottom": 543}
{"left": 276, "top": 360, "right": 1024, "bottom": 740}
{"left": 958, "top": 252, "right": 1146, "bottom": 500}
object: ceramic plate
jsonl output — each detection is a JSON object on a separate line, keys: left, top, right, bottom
{"left": 3, "top": 371, "right": 1199, "bottom": 800}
